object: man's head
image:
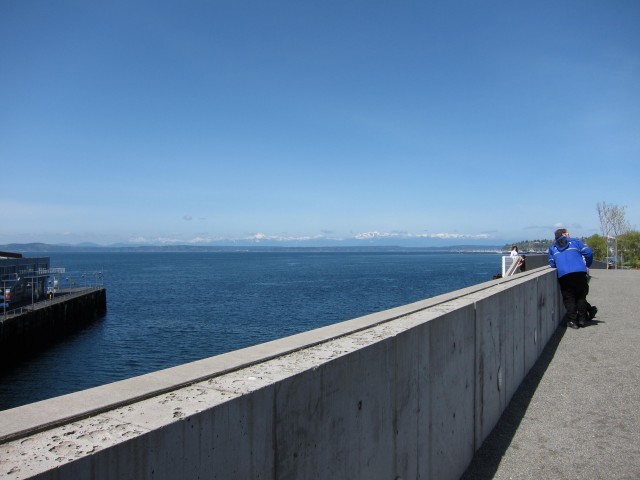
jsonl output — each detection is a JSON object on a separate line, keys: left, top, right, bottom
{"left": 554, "top": 228, "right": 568, "bottom": 239}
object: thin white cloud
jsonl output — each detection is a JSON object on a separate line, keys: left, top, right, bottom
{"left": 248, "top": 233, "right": 323, "bottom": 242}
{"left": 187, "top": 236, "right": 217, "bottom": 244}
{"left": 12, "top": 229, "right": 498, "bottom": 247}
{"left": 355, "top": 231, "right": 491, "bottom": 240}
{"left": 129, "top": 236, "right": 148, "bottom": 243}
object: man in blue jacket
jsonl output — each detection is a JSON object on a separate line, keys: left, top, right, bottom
{"left": 548, "top": 228, "right": 594, "bottom": 329}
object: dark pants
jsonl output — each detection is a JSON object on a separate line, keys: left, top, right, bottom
{"left": 559, "top": 272, "right": 590, "bottom": 323}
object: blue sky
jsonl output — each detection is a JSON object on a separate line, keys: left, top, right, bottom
{"left": 1, "top": 1, "right": 639, "bottom": 246}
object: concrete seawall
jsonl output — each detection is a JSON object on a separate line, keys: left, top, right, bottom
{"left": 0, "top": 288, "right": 107, "bottom": 367}
{"left": 0, "top": 268, "right": 562, "bottom": 479}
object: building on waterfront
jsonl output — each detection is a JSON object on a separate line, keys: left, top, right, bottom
{"left": 0, "top": 252, "right": 51, "bottom": 307}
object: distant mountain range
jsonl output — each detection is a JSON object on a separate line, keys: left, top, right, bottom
{"left": 1, "top": 242, "right": 505, "bottom": 254}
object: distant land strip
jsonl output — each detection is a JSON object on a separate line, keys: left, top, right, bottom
{"left": 0, "top": 243, "right": 506, "bottom": 254}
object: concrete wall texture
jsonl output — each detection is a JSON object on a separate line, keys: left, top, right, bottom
{"left": 0, "top": 267, "right": 563, "bottom": 480}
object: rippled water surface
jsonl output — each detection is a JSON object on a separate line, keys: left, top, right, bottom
{"left": 0, "top": 251, "right": 501, "bottom": 410}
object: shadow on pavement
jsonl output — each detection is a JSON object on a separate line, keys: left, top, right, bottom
{"left": 460, "top": 324, "right": 567, "bottom": 479}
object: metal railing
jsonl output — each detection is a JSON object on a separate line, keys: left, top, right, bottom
{"left": 1, "top": 286, "right": 104, "bottom": 321}
{"left": 502, "top": 255, "right": 525, "bottom": 277}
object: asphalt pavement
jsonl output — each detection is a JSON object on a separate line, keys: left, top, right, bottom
{"left": 461, "top": 269, "right": 640, "bottom": 480}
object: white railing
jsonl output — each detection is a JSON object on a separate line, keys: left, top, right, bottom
{"left": 502, "top": 255, "right": 525, "bottom": 277}
{"left": 39, "top": 267, "right": 66, "bottom": 274}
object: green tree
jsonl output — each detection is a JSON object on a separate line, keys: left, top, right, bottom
{"left": 586, "top": 234, "right": 606, "bottom": 261}
{"left": 618, "top": 231, "right": 640, "bottom": 268}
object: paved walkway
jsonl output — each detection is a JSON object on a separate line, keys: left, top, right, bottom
{"left": 462, "top": 269, "right": 640, "bottom": 480}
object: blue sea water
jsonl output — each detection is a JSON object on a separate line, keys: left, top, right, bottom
{"left": 0, "top": 251, "right": 501, "bottom": 410}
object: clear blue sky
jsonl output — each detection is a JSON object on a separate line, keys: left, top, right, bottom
{"left": 1, "top": 1, "right": 639, "bottom": 246}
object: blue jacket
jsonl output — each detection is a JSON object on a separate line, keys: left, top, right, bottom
{"left": 548, "top": 236, "right": 593, "bottom": 278}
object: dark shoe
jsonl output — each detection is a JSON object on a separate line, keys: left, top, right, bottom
{"left": 589, "top": 306, "right": 598, "bottom": 319}
{"left": 567, "top": 320, "right": 579, "bottom": 329}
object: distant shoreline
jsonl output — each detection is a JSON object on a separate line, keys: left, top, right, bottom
{"left": 1, "top": 243, "right": 506, "bottom": 254}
